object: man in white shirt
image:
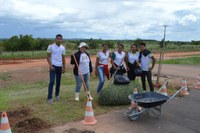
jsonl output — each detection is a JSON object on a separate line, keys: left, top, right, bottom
{"left": 47, "top": 34, "right": 66, "bottom": 103}
{"left": 139, "top": 42, "right": 156, "bottom": 92}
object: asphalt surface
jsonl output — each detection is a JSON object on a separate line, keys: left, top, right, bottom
{"left": 47, "top": 89, "right": 200, "bottom": 133}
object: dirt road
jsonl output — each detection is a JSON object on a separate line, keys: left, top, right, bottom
{"left": 1, "top": 51, "right": 200, "bottom": 71}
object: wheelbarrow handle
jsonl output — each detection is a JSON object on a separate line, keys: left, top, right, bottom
{"left": 169, "top": 86, "right": 185, "bottom": 101}
{"left": 157, "top": 80, "right": 168, "bottom": 93}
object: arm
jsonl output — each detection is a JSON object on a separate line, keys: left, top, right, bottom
{"left": 47, "top": 53, "right": 54, "bottom": 71}
{"left": 89, "top": 56, "right": 93, "bottom": 73}
{"left": 70, "top": 54, "right": 75, "bottom": 65}
{"left": 150, "top": 56, "right": 156, "bottom": 71}
{"left": 125, "top": 51, "right": 129, "bottom": 71}
{"left": 95, "top": 57, "right": 99, "bottom": 75}
{"left": 62, "top": 54, "right": 66, "bottom": 73}
{"left": 110, "top": 52, "right": 118, "bottom": 69}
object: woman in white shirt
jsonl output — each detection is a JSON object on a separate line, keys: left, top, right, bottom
{"left": 125, "top": 44, "right": 140, "bottom": 81}
{"left": 70, "top": 42, "right": 93, "bottom": 101}
{"left": 95, "top": 44, "right": 110, "bottom": 93}
{"left": 110, "top": 44, "right": 126, "bottom": 77}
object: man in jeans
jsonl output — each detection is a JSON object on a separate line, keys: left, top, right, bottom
{"left": 139, "top": 42, "right": 156, "bottom": 92}
{"left": 47, "top": 34, "right": 66, "bottom": 103}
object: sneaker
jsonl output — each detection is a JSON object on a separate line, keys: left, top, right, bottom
{"left": 75, "top": 97, "right": 80, "bottom": 101}
{"left": 75, "top": 93, "right": 80, "bottom": 101}
{"left": 56, "top": 96, "right": 60, "bottom": 101}
{"left": 48, "top": 99, "right": 53, "bottom": 104}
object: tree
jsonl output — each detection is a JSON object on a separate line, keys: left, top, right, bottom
{"left": 106, "top": 41, "right": 115, "bottom": 49}
{"left": 3, "top": 36, "right": 20, "bottom": 51}
{"left": 133, "top": 38, "right": 143, "bottom": 46}
{"left": 88, "top": 38, "right": 99, "bottom": 49}
{"left": 19, "top": 34, "right": 34, "bottom": 51}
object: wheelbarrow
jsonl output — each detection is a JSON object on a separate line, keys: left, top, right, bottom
{"left": 124, "top": 84, "right": 185, "bottom": 121}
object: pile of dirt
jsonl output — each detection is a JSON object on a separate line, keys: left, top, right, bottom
{"left": 5, "top": 106, "right": 50, "bottom": 133}
{"left": 14, "top": 118, "right": 50, "bottom": 133}
{"left": 63, "top": 128, "right": 95, "bottom": 133}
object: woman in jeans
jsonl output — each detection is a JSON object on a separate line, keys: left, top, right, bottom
{"left": 95, "top": 44, "right": 111, "bottom": 93}
{"left": 70, "top": 42, "right": 93, "bottom": 101}
{"left": 125, "top": 44, "right": 140, "bottom": 81}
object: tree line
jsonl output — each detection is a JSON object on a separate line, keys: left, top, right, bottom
{"left": 0, "top": 34, "right": 199, "bottom": 52}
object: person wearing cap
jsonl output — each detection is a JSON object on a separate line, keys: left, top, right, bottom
{"left": 47, "top": 34, "right": 66, "bottom": 104}
{"left": 95, "top": 43, "right": 111, "bottom": 93}
{"left": 70, "top": 42, "right": 93, "bottom": 101}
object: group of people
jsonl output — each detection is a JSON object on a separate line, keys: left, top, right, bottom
{"left": 46, "top": 34, "right": 156, "bottom": 103}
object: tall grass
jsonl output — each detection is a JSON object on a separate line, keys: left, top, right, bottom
{"left": 162, "top": 56, "right": 200, "bottom": 65}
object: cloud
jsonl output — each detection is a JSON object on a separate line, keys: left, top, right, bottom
{"left": 0, "top": 0, "right": 200, "bottom": 41}
{"left": 179, "top": 14, "right": 198, "bottom": 25}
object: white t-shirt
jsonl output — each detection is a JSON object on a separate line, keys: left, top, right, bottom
{"left": 79, "top": 53, "right": 90, "bottom": 75}
{"left": 47, "top": 43, "right": 66, "bottom": 67}
{"left": 141, "top": 53, "right": 153, "bottom": 71}
{"left": 97, "top": 51, "right": 110, "bottom": 65}
{"left": 128, "top": 52, "right": 139, "bottom": 64}
{"left": 113, "top": 51, "right": 125, "bottom": 66}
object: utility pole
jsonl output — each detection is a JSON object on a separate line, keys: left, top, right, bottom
{"left": 156, "top": 25, "right": 167, "bottom": 86}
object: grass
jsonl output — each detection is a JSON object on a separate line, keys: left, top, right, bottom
{"left": 0, "top": 71, "right": 124, "bottom": 127}
{"left": 0, "top": 64, "right": 188, "bottom": 128}
{"left": 0, "top": 49, "right": 99, "bottom": 59}
{"left": 162, "top": 56, "right": 200, "bottom": 65}
{"left": 0, "top": 72, "right": 11, "bottom": 81}
{"left": 0, "top": 44, "right": 200, "bottom": 59}
{"left": 0, "top": 51, "right": 47, "bottom": 59}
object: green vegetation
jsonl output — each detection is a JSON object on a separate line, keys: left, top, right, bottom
{"left": 162, "top": 56, "right": 200, "bottom": 65}
{"left": 0, "top": 34, "right": 200, "bottom": 59}
{"left": 0, "top": 70, "right": 123, "bottom": 126}
{"left": 98, "top": 81, "right": 141, "bottom": 106}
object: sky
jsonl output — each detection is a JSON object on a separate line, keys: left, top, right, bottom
{"left": 0, "top": 0, "right": 200, "bottom": 41}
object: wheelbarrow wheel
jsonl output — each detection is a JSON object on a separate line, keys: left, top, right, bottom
{"left": 129, "top": 109, "right": 140, "bottom": 121}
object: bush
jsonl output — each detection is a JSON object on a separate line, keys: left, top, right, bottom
{"left": 98, "top": 81, "right": 140, "bottom": 106}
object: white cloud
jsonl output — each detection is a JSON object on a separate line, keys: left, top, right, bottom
{"left": 179, "top": 14, "right": 198, "bottom": 25}
{"left": 0, "top": 0, "right": 200, "bottom": 40}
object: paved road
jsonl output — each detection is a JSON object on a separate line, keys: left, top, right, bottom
{"left": 46, "top": 89, "right": 200, "bottom": 133}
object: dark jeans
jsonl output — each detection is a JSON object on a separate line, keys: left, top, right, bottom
{"left": 47, "top": 65, "right": 62, "bottom": 99}
{"left": 141, "top": 71, "right": 154, "bottom": 91}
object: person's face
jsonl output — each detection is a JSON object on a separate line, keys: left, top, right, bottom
{"left": 139, "top": 45, "right": 145, "bottom": 52}
{"left": 131, "top": 45, "right": 137, "bottom": 52}
{"left": 118, "top": 46, "right": 123, "bottom": 53}
{"left": 56, "top": 37, "right": 62, "bottom": 44}
{"left": 102, "top": 45, "right": 108, "bottom": 51}
{"left": 80, "top": 46, "right": 87, "bottom": 52}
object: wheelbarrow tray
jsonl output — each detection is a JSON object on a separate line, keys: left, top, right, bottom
{"left": 129, "top": 92, "right": 170, "bottom": 108}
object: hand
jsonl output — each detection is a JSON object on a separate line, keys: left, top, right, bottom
{"left": 149, "top": 67, "right": 153, "bottom": 71}
{"left": 62, "top": 67, "right": 65, "bottom": 74}
{"left": 114, "top": 66, "right": 119, "bottom": 70}
{"left": 49, "top": 65, "right": 55, "bottom": 71}
{"left": 95, "top": 69, "right": 98, "bottom": 76}
{"left": 126, "top": 67, "right": 130, "bottom": 71}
